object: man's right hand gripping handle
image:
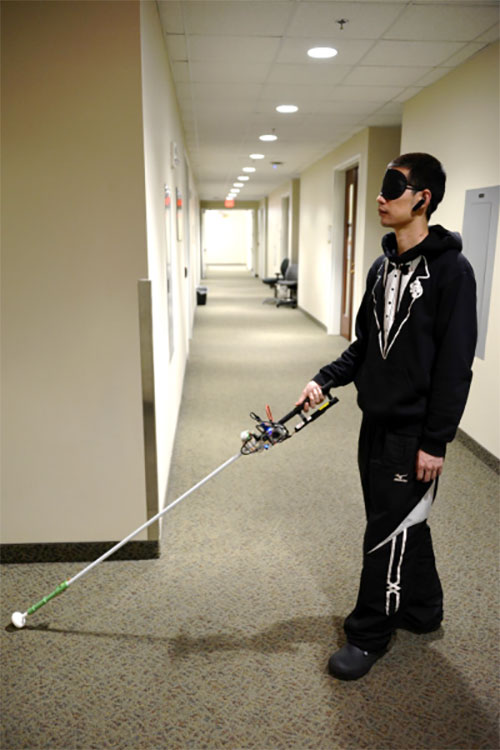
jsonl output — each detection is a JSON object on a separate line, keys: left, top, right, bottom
{"left": 296, "top": 380, "right": 330, "bottom": 413}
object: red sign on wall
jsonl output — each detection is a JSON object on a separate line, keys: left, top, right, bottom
{"left": 224, "top": 199, "right": 235, "bottom": 208}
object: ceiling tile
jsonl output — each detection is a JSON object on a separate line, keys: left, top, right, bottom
{"left": 254, "top": 100, "right": 305, "bottom": 116}
{"left": 267, "top": 62, "right": 351, "bottom": 86}
{"left": 172, "top": 61, "right": 190, "bottom": 83}
{"left": 174, "top": 82, "right": 193, "bottom": 101}
{"left": 384, "top": 4, "right": 500, "bottom": 42}
{"left": 259, "top": 82, "right": 340, "bottom": 102}
{"left": 476, "top": 22, "right": 499, "bottom": 44}
{"left": 188, "top": 60, "right": 272, "bottom": 83}
{"left": 158, "top": 0, "right": 499, "bottom": 200}
{"left": 287, "top": 2, "right": 406, "bottom": 39}
{"left": 375, "top": 100, "right": 404, "bottom": 115}
{"left": 166, "top": 34, "right": 187, "bottom": 61}
{"left": 308, "top": 99, "right": 381, "bottom": 116}
{"left": 186, "top": 35, "right": 281, "bottom": 63}
{"left": 157, "top": 1, "right": 183, "bottom": 34}
{"left": 440, "top": 41, "right": 490, "bottom": 67}
{"left": 298, "top": 115, "right": 367, "bottom": 138}
{"left": 276, "top": 37, "right": 374, "bottom": 65}
{"left": 195, "top": 100, "right": 256, "bottom": 117}
{"left": 394, "top": 87, "right": 424, "bottom": 102}
{"left": 181, "top": 1, "right": 293, "bottom": 36}
{"left": 329, "top": 84, "right": 405, "bottom": 101}
{"left": 342, "top": 65, "right": 432, "bottom": 86}
{"left": 413, "top": 67, "right": 453, "bottom": 87}
{"left": 198, "top": 120, "right": 255, "bottom": 139}
{"left": 362, "top": 40, "right": 465, "bottom": 67}
{"left": 183, "top": 81, "right": 264, "bottom": 101}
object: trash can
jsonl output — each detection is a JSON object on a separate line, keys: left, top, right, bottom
{"left": 196, "top": 286, "right": 208, "bottom": 306}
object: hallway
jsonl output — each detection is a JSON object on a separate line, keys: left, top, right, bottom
{"left": 2, "top": 268, "right": 498, "bottom": 750}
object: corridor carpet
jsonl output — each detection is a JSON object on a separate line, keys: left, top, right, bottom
{"left": 1, "top": 266, "right": 499, "bottom": 750}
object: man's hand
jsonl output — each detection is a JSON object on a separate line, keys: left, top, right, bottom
{"left": 296, "top": 381, "right": 325, "bottom": 413}
{"left": 416, "top": 449, "right": 444, "bottom": 482}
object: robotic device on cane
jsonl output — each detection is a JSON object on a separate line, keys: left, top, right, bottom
{"left": 10, "top": 382, "right": 338, "bottom": 630}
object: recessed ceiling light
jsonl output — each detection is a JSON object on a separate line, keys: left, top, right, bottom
{"left": 238, "top": 176, "right": 250, "bottom": 181}
{"left": 259, "top": 133, "right": 278, "bottom": 142}
{"left": 276, "top": 104, "right": 298, "bottom": 114}
{"left": 249, "top": 153, "right": 265, "bottom": 160}
{"left": 307, "top": 46, "right": 338, "bottom": 59}
{"left": 242, "top": 167, "right": 256, "bottom": 173}
{"left": 231, "top": 188, "right": 240, "bottom": 193}
{"left": 234, "top": 182, "right": 244, "bottom": 187}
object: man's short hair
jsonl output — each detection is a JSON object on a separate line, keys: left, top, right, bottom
{"left": 389, "top": 152, "right": 446, "bottom": 219}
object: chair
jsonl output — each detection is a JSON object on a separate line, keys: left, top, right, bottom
{"left": 262, "top": 257, "right": 290, "bottom": 304}
{"left": 276, "top": 263, "right": 298, "bottom": 308}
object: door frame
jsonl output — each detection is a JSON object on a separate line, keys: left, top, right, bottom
{"left": 340, "top": 166, "right": 358, "bottom": 339}
{"left": 328, "top": 154, "right": 361, "bottom": 337}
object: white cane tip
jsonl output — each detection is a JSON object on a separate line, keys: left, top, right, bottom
{"left": 11, "top": 612, "right": 27, "bottom": 629}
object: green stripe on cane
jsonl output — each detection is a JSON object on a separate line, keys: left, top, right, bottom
{"left": 27, "top": 581, "right": 69, "bottom": 615}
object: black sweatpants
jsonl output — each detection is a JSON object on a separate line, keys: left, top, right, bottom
{"left": 344, "top": 417, "right": 443, "bottom": 652}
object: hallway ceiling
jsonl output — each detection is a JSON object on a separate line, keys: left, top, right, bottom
{"left": 157, "top": 0, "right": 499, "bottom": 201}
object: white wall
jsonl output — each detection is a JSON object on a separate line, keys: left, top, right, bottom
{"left": 1, "top": 1, "right": 149, "bottom": 543}
{"left": 401, "top": 42, "right": 499, "bottom": 457}
{"left": 203, "top": 210, "right": 251, "bottom": 265}
{"left": 140, "top": 1, "right": 200, "bottom": 512}
{"left": 257, "top": 200, "right": 268, "bottom": 278}
{"left": 266, "top": 181, "right": 294, "bottom": 277}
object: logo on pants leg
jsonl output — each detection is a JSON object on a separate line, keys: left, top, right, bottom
{"left": 393, "top": 473, "right": 409, "bottom": 483}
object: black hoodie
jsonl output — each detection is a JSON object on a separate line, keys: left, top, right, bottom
{"left": 313, "top": 225, "right": 477, "bottom": 457}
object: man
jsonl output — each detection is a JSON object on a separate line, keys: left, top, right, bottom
{"left": 298, "top": 153, "right": 477, "bottom": 680}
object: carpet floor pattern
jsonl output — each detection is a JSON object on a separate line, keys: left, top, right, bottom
{"left": 1, "top": 266, "right": 499, "bottom": 750}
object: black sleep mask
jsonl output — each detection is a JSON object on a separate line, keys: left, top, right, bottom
{"left": 380, "top": 169, "right": 420, "bottom": 200}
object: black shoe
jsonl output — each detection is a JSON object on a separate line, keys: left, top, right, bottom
{"left": 327, "top": 643, "right": 386, "bottom": 681}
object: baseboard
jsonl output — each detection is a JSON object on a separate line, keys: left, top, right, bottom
{"left": 0, "top": 540, "right": 160, "bottom": 565}
{"left": 457, "top": 429, "right": 499, "bottom": 474}
{"left": 297, "top": 305, "right": 327, "bottom": 331}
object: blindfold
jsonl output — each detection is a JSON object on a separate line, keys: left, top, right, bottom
{"left": 380, "top": 169, "right": 420, "bottom": 200}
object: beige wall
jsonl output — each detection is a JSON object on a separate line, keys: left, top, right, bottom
{"left": 298, "top": 127, "right": 401, "bottom": 333}
{"left": 1, "top": 1, "right": 149, "bottom": 542}
{"left": 365, "top": 127, "right": 405, "bottom": 278}
{"left": 401, "top": 42, "right": 499, "bottom": 457}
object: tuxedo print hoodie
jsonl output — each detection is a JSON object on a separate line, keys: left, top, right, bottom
{"left": 313, "top": 225, "right": 478, "bottom": 457}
